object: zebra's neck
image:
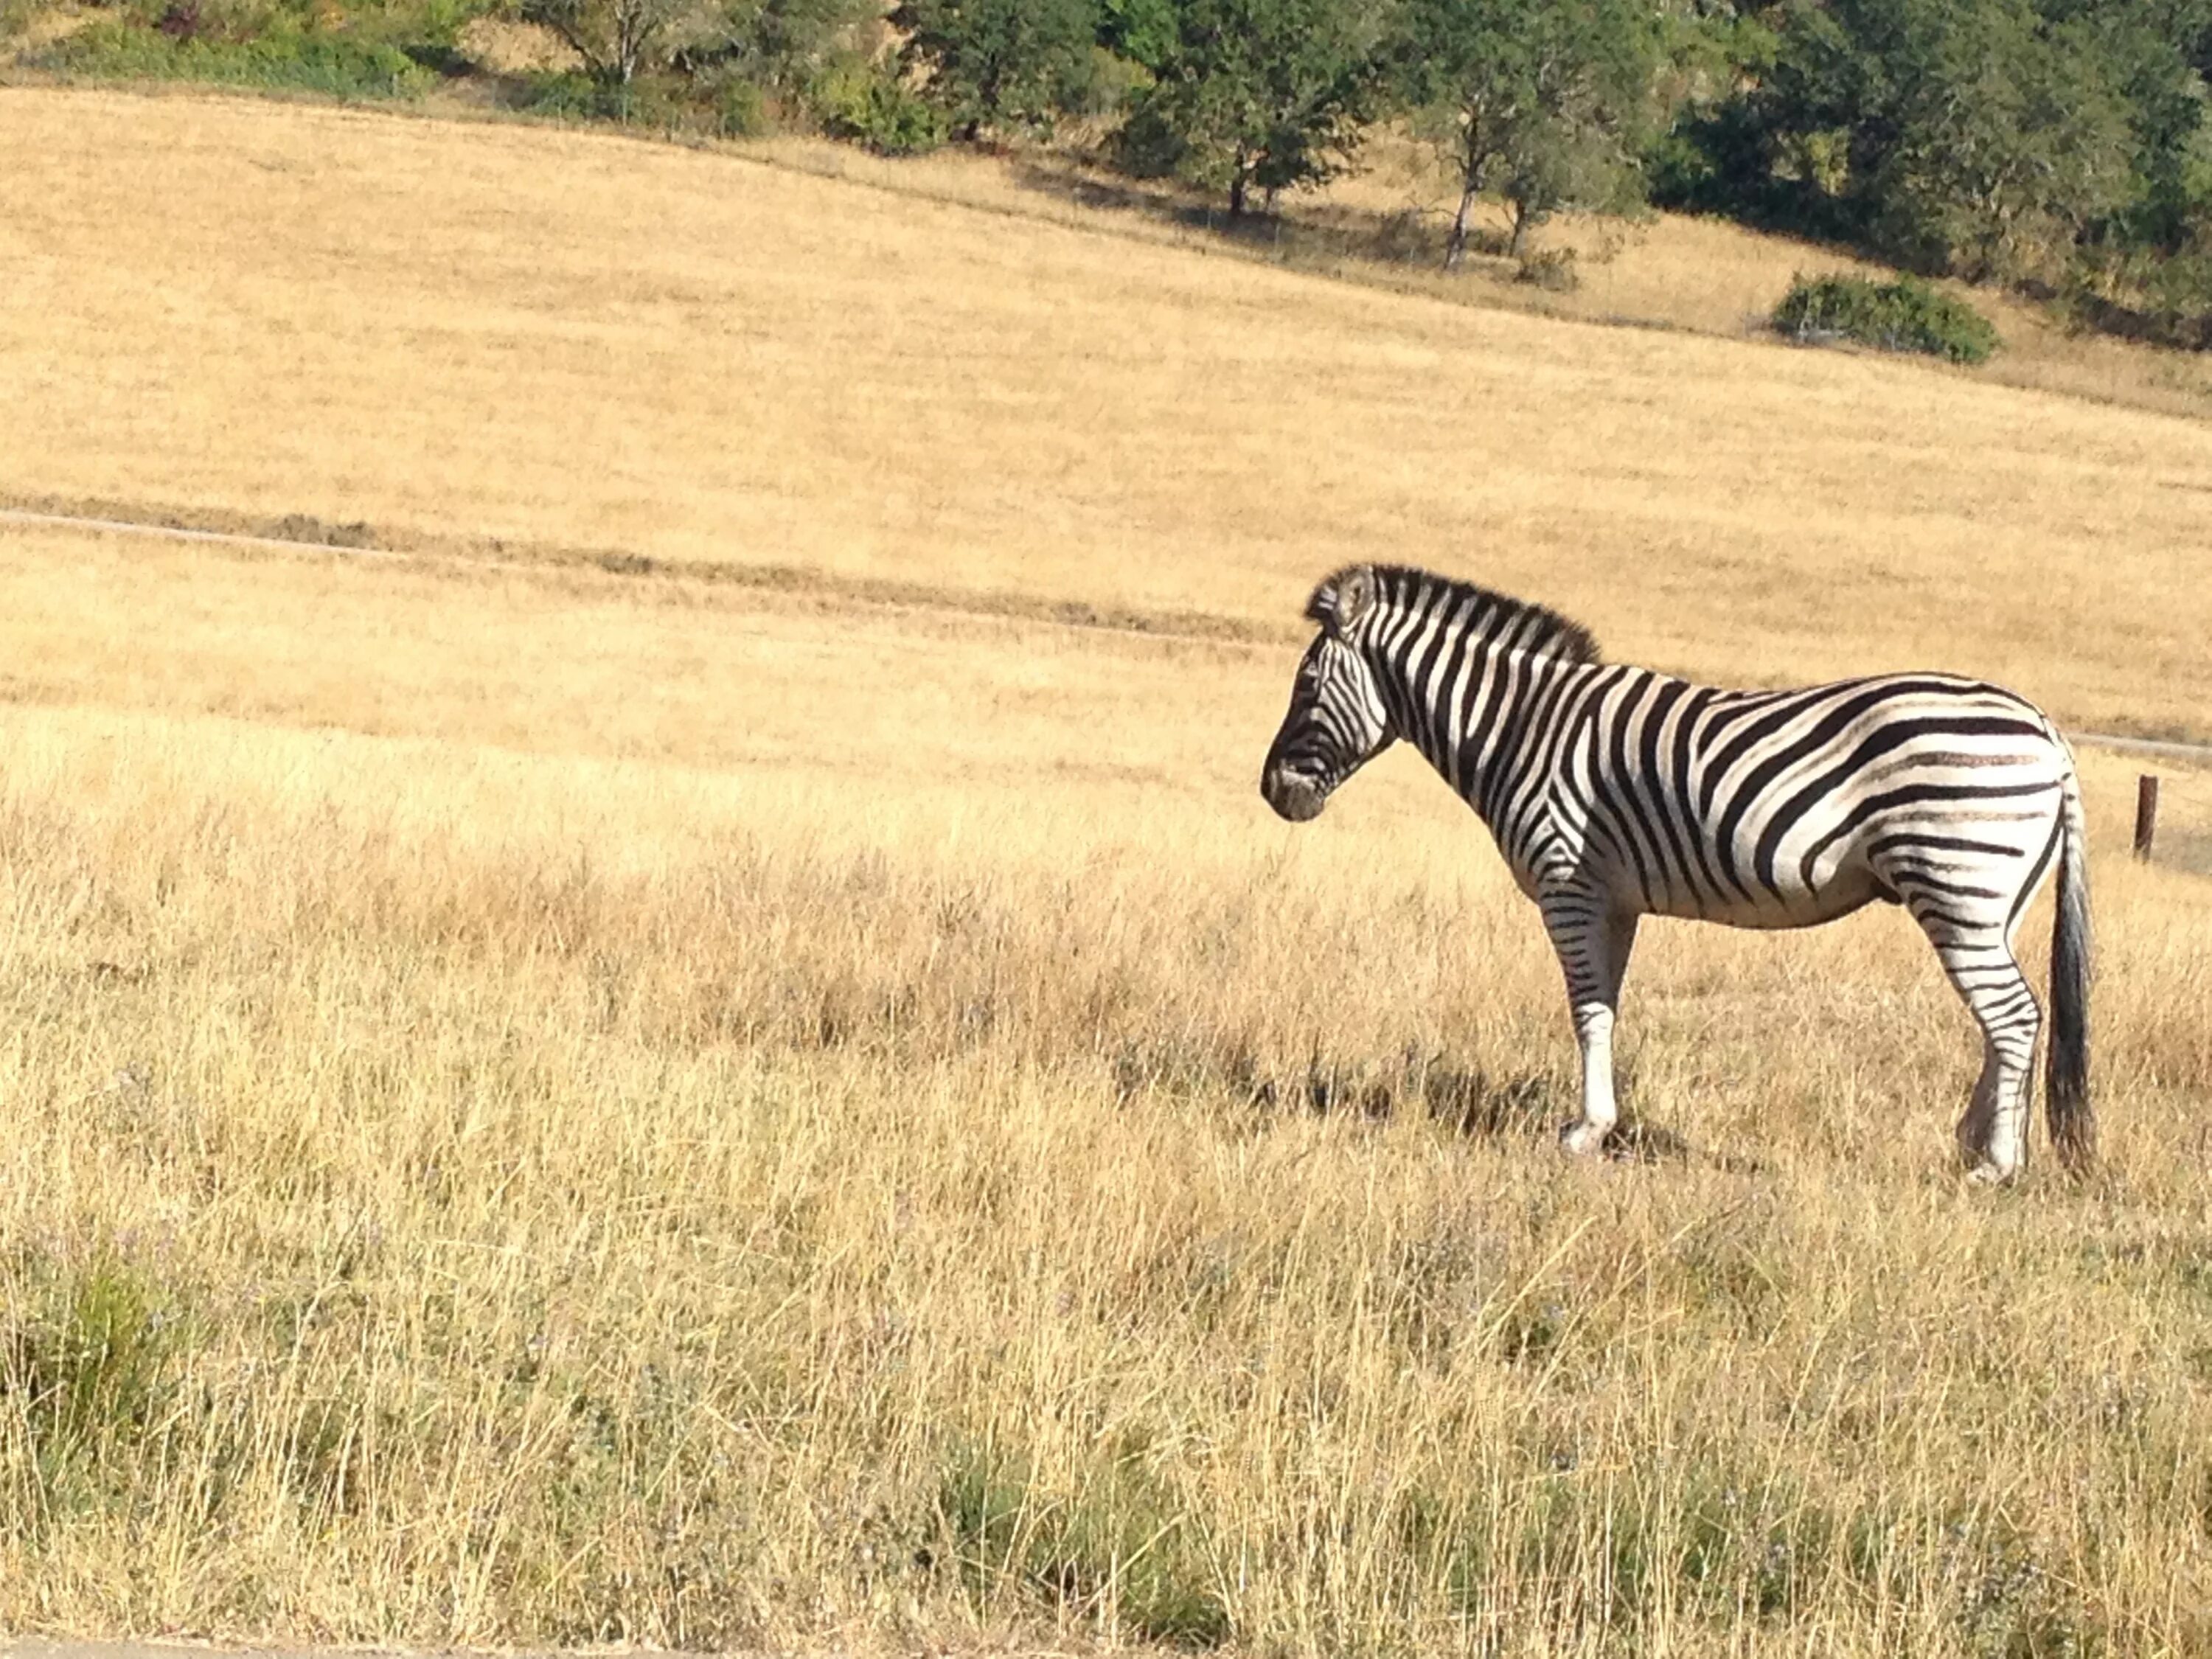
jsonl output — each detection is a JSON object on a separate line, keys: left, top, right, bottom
{"left": 1363, "top": 601, "right": 1599, "bottom": 838}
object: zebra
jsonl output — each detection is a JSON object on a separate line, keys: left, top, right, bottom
{"left": 1259, "top": 564, "right": 2092, "bottom": 1180}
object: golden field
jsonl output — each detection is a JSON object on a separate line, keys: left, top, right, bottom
{"left": 4, "top": 87, "right": 2212, "bottom": 1655}
{"left": 8, "top": 92, "right": 2212, "bottom": 733}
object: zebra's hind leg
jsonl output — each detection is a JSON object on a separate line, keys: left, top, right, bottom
{"left": 1543, "top": 899, "right": 1640, "bottom": 1158}
{"left": 1918, "top": 916, "right": 2042, "bottom": 1182}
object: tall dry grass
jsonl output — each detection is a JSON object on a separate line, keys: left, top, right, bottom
{"left": 4, "top": 526, "right": 2211, "bottom": 1654}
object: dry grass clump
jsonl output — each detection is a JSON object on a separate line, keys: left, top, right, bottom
{"left": 4, "top": 532, "right": 2212, "bottom": 1654}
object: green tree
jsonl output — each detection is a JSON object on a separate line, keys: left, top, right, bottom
{"left": 2062, "top": 0, "right": 2212, "bottom": 255}
{"left": 1120, "top": 0, "right": 1388, "bottom": 218}
{"left": 1663, "top": 0, "right": 2157, "bottom": 281}
{"left": 894, "top": 0, "right": 1101, "bottom": 139}
{"left": 699, "top": 0, "right": 877, "bottom": 91}
{"left": 1863, "top": 0, "right": 2138, "bottom": 279}
{"left": 521, "top": 0, "right": 689, "bottom": 85}
{"left": 1096, "top": 0, "right": 1178, "bottom": 72}
{"left": 1397, "top": 0, "right": 1662, "bottom": 263}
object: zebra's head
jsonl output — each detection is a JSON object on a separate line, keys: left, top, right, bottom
{"left": 1262, "top": 566, "right": 1396, "bottom": 823}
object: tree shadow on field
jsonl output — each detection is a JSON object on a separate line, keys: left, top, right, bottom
{"left": 1007, "top": 155, "right": 1472, "bottom": 270}
{"left": 2158, "top": 824, "right": 2212, "bottom": 880}
{"left": 1008, "top": 157, "right": 1220, "bottom": 232}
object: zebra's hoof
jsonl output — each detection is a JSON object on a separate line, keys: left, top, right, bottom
{"left": 1559, "top": 1122, "right": 1611, "bottom": 1158}
{"left": 1963, "top": 1158, "right": 2020, "bottom": 1186}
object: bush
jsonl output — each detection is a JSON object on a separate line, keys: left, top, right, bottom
{"left": 40, "top": 17, "right": 435, "bottom": 97}
{"left": 1773, "top": 272, "right": 1999, "bottom": 365}
{"left": 2060, "top": 248, "right": 2212, "bottom": 351}
{"left": 509, "top": 66, "right": 686, "bottom": 125}
{"left": 3, "top": 1251, "right": 184, "bottom": 1506}
{"left": 811, "top": 61, "right": 945, "bottom": 156}
{"left": 1108, "top": 95, "right": 1186, "bottom": 179}
{"left": 1516, "top": 246, "right": 1579, "bottom": 292}
{"left": 709, "top": 72, "right": 771, "bottom": 137}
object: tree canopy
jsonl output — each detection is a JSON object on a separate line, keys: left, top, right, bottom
{"left": 1395, "top": 0, "right": 1664, "bottom": 262}
{"left": 1119, "top": 0, "right": 1388, "bottom": 216}
{"left": 893, "top": 0, "right": 1101, "bottom": 139}
{"left": 1658, "top": 0, "right": 2212, "bottom": 310}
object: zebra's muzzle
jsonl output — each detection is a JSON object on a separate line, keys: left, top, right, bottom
{"left": 1262, "top": 765, "right": 1329, "bottom": 822}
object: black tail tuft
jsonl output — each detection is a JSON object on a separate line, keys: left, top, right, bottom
{"left": 2048, "top": 773, "right": 2093, "bottom": 1170}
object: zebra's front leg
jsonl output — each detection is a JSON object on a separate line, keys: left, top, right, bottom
{"left": 1543, "top": 899, "right": 1639, "bottom": 1158}
{"left": 1562, "top": 1002, "right": 1619, "bottom": 1157}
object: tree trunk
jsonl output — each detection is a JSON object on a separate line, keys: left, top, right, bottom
{"left": 971, "top": 61, "right": 1001, "bottom": 140}
{"left": 1228, "top": 156, "right": 1251, "bottom": 220}
{"left": 1447, "top": 111, "right": 1489, "bottom": 270}
{"left": 615, "top": 0, "right": 638, "bottom": 84}
{"left": 1445, "top": 184, "right": 1478, "bottom": 269}
{"left": 1507, "top": 195, "right": 1531, "bottom": 257}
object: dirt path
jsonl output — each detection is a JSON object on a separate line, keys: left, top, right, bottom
{"left": 0, "top": 503, "right": 1276, "bottom": 647}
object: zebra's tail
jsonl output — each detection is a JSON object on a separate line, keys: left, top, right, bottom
{"left": 2047, "top": 762, "right": 2094, "bottom": 1170}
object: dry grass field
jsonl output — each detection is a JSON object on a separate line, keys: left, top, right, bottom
{"left": 4, "top": 87, "right": 2212, "bottom": 1656}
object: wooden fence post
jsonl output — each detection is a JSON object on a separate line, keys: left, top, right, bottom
{"left": 2135, "top": 774, "right": 2160, "bottom": 860}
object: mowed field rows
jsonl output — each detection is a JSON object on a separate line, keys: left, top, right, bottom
{"left": 3, "top": 88, "right": 2212, "bottom": 1656}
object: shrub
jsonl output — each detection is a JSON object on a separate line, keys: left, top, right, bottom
{"left": 1516, "top": 246, "right": 1579, "bottom": 292}
{"left": 1109, "top": 96, "right": 1186, "bottom": 179}
{"left": 811, "top": 61, "right": 945, "bottom": 156}
{"left": 2060, "top": 248, "right": 2212, "bottom": 352}
{"left": 510, "top": 65, "right": 683, "bottom": 125}
{"left": 40, "top": 18, "right": 436, "bottom": 97}
{"left": 1773, "top": 272, "right": 2000, "bottom": 365}
{"left": 711, "top": 72, "right": 770, "bottom": 137}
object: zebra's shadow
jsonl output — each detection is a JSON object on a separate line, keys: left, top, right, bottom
{"left": 1295, "top": 1059, "right": 1694, "bottom": 1164}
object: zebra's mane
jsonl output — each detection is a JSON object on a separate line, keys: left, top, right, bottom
{"left": 1309, "top": 566, "right": 1602, "bottom": 665}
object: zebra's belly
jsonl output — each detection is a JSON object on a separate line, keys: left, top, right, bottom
{"left": 1636, "top": 863, "right": 1891, "bottom": 931}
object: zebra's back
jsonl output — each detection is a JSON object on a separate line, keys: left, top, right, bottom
{"left": 1549, "top": 668, "right": 2072, "bottom": 931}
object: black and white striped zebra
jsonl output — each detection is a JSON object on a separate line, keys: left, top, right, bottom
{"left": 1260, "top": 564, "right": 2093, "bottom": 1179}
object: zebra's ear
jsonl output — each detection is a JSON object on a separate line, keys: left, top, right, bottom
{"left": 1307, "top": 566, "right": 1377, "bottom": 636}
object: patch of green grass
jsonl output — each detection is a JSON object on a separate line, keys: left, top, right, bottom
{"left": 938, "top": 1432, "right": 1229, "bottom": 1647}
{"left": 1, "top": 1248, "right": 185, "bottom": 1514}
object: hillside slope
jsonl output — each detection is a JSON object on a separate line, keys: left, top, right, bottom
{"left": 3, "top": 89, "right": 2211, "bottom": 738}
